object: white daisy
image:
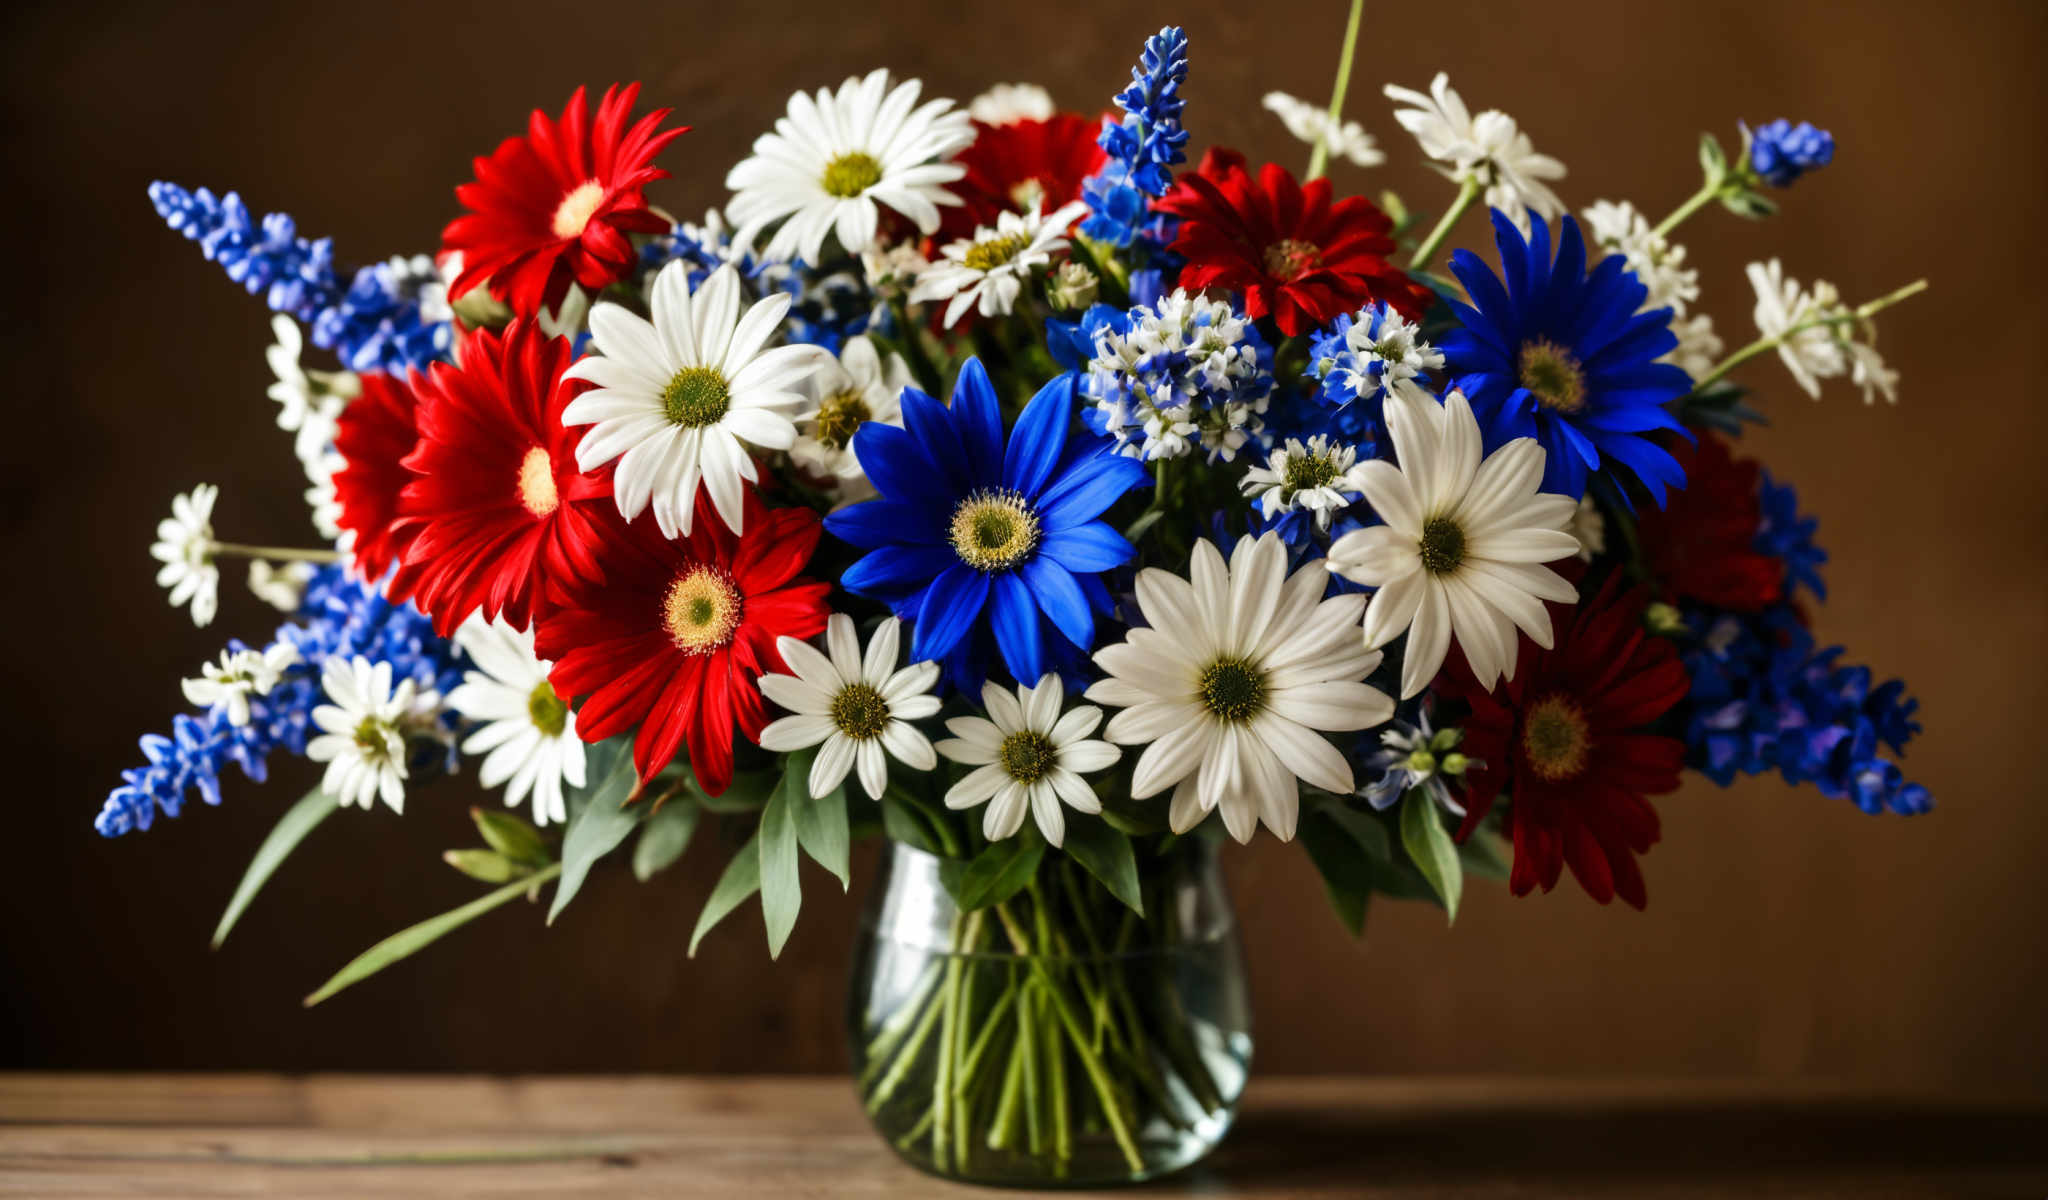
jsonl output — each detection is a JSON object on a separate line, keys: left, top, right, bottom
{"left": 1240, "top": 435, "right": 1372, "bottom": 530}
{"left": 266, "top": 315, "right": 358, "bottom": 467}
{"left": 758, "top": 615, "right": 941, "bottom": 800}
{"left": 726, "top": 70, "right": 974, "bottom": 264}
{"left": 562, "top": 261, "right": 831, "bottom": 538}
{"left": 1262, "top": 91, "right": 1385, "bottom": 168}
{"left": 909, "top": 201, "right": 1088, "bottom": 327}
{"left": 1384, "top": 73, "right": 1566, "bottom": 231}
{"left": 247, "top": 559, "right": 316, "bottom": 612}
{"left": 181, "top": 643, "right": 300, "bottom": 727}
{"left": 787, "top": 335, "right": 913, "bottom": 496}
{"left": 151, "top": 484, "right": 220, "bottom": 627}
{"left": 937, "top": 674, "right": 1119, "bottom": 847}
{"left": 306, "top": 656, "right": 434, "bottom": 813}
{"left": 968, "top": 83, "right": 1055, "bottom": 125}
{"left": 1086, "top": 533, "right": 1394, "bottom": 843}
{"left": 446, "top": 615, "right": 586, "bottom": 827}
{"left": 1746, "top": 259, "right": 1847, "bottom": 399}
{"left": 1326, "top": 386, "right": 1580, "bottom": 699}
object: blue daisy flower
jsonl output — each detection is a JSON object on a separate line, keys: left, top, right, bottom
{"left": 1439, "top": 209, "right": 1694, "bottom": 505}
{"left": 824, "top": 358, "right": 1148, "bottom": 689}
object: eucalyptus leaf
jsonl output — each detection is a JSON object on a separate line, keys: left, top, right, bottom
{"left": 948, "top": 836, "right": 1046, "bottom": 912}
{"left": 631, "top": 798, "right": 700, "bottom": 882}
{"left": 786, "top": 749, "right": 850, "bottom": 891}
{"left": 213, "top": 786, "right": 338, "bottom": 949}
{"left": 304, "top": 863, "right": 561, "bottom": 1006}
{"left": 1060, "top": 820, "right": 1143, "bottom": 915}
{"left": 1400, "top": 790, "right": 1464, "bottom": 923}
{"left": 689, "top": 833, "right": 762, "bottom": 956}
{"left": 758, "top": 776, "right": 803, "bottom": 959}
{"left": 470, "top": 807, "right": 548, "bottom": 866}
{"left": 546, "top": 736, "right": 642, "bottom": 925}
{"left": 1298, "top": 810, "right": 1371, "bottom": 936}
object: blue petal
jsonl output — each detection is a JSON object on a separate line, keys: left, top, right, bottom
{"left": 1039, "top": 522, "right": 1136, "bottom": 573}
{"left": 844, "top": 544, "right": 957, "bottom": 598}
{"left": 1003, "top": 374, "right": 1073, "bottom": 498}
{"left": 853, "top": 421, "right": 954, "bottom": 505}
{"left": 950, "top": 358, "right": 1005, "bottom": 482}
{"left": 824, "top": 498, "right": 944, "bottom": 549}
{"left": 989, "top": 571, "right": 1046, "bottom": 683}
{"left": 897, "top": 386, "right": 974, "bottom": 497}
{"left": 1022, "top": 556, "right": 1095, "bottom": 650}
{"left": 913, "top": 565, "right": 989, "bottom": 663}
{"left": 1037, "top": 451, "right": 1147, "bottom": 529}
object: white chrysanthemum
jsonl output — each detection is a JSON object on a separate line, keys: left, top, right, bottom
{"left": 266, "top": 316, "right": 359, "bottom": 466}
{"left": 1568, "top": 495, "right": 1606, "bottom": 563}
{"left": 1262, "top": 91, "right": 1385, "bottom": 167}
{"left": 726, "top": 70, "right": 974, "bottom": 264}
{"left": 1746, "top": 259, "right": 1848, "bottom": 399}
{"left": 447, "top": 616, "right": 586, "bottom": 827}
{"left": 937, "top": 675, "right": 1119, "bottom": 847}
{"left": 910, "top": 201, "right": 1088, "bottom": 327}
{"left": 759, "top": 615, "right": 942, "bottom": 800}
{"left": 151, "top": 484, "right": 220, "bottom": 627}
{"left": 1326, "top": 386, "right": 1580, "bottom": 699}
{"left": 1665, "top": 312, "right": 1724, "bottom": 382}
{"left": 1581, "top": 200, "right": 1698, "bottom": 315}
{"left": 181, "top": 643, "right": 300, "bottom": 727}
{"left": 1085, "top": 533, "right": 1394, "bottom": 843}
{"left": 247, "top": 559, "right": 316, "bottom": 612}
{"left": 307, "top": 656, "right": 435, "bottom": 813}
{"left": 1240, "top": 436, "right": 1372, "bottom": 530}
{"left": 969, "top": 83, "right": 1055, "bottom": 125}
{"left": 1384, "top": 73, "right": 1565, "bottom": 231}
{"left": 562, "top": 262, "right": 830, "bottom": 538}
{"left": 788, "top": 336, "right": 912, "bottom": 495}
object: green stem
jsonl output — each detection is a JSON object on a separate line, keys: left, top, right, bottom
{"left": 1304, "top": 0, "right": 1367, "bottom": 182}
{"left": 1686, "top": 278, "right": 1929, "bottom": 395}
{"left": 209, "top": 541, "right": 344, "bottom": 564}
{"left": 859, "top": 961, "right": 942, "bottom": 1087}
{"left": 864, "top": 974, "right": 948, "bottom": 1114}
{"left": 1651, "top": 175, "right": 1727, "bottom": 240}
{"left": 1407, "top": 176, "right": 1482, "bottom": 270}
{"left": 987, "top": 1014, "right": 1027, "bottom": 1151}
{"left": 955, "top": 985, "right": 1018, "bottom": 1098}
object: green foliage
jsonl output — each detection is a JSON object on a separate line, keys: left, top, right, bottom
{"left": 787, "top": 749, "right": 851, "bottom": 891}
{"left": 631, "top": 798, "right": 700, "bottom": 882}
{"left": 688, "top": 832, "right": 762, "bottom": 957}
{"left": 1298, "top": 807, "right": 1373, "bottom": 936}
{"left": 442, "top": 848, "right": 524, "bottom": 884}
{"left": 470, "top": 807, "right": 549, "bottom": 866}
{"left": 304, "top": 863, "right": 561, "bottom": 1007}
{"left": 546, "top": 736, "right": 643, "bottom": 925}
{"left": 758, "top": 767, "right": 803, "bottom": 959}
{"left": 942, "top": 835, "right": 1046, "bottom": 912}
{"left": 1059, "top": 820, "right": 1143, "bottom": 916}
{"left": 213, "top": 786, "right": 338, "bottom": 949}
{"left": 1400, "top": 790, "right": 1464, "bottom": 923}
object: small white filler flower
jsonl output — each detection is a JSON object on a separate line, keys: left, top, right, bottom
{"left": 181, "top": 643, "right": 300, "bottom": 727}
{"left": 1384, "top": 73, "right": 1566, "bottom": 230}
{"left": 1262, "top": 91, "right": 1385, "bottom": 167}
{"left": 1240, "top": 435, "right": 1373, "bottom": 530}
{"left": 306, "top": 656, "right": 437, "bottom": 814}
{"left": 910, "top": 201, "right": 1088, "bottom": 327}
{"left": 151, "top": 484, "right": 221, "bottom": 628}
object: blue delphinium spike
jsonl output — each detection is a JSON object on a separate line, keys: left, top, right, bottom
{"left": 1744, "top": 119, "right": 1834, "bottom": 188}
{"left": 1080, "top": 26, "right": 1190, "bottom": 248}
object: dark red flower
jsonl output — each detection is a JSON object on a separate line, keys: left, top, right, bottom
{"left": 442, "top": 83, "right": 688, "bottom": 316}
{"left": 332, "top": 371, "right": 423, "bottom": 583}
{"left": 393, "top": 321, "right": 617, "bottom": 636}
{"left": 1633, "top": 432, "right": 1784, "bottom": 612}
{"left": 940, "top": 113, "right": 1108, "bottom": 239}
{"left": 1156, "top": 149, "right": 1433, "bottom": 335}
{"left": 536, "top": 492, "right": 830, "bottom": 793}
{"left": 1438, "top": 576, "right": 1691, "bottom": 909}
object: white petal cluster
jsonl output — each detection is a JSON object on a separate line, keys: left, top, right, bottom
{"left": 447, "top": 616, "right": 586, "bottom": 827}
{"left": 911, "top": 201, "right": 1088, "bottom": 327}
{"left": 1240, "top": 435, "right": 1373, "bottom": 530}
{"left": 247, "top": 559, "right": 317, "bottom": 612}
{"left": 1085, "top": 289, "right": 1274, "bottom": 463}
{"left": 307, "top": 656, "right": 440, "bottom": 813}
{"left": 181, "top": 643, "right": 300, "bottom": 727}
{"left": 937, "top": 675, "right": 1118, "bottom": 846}
{"left": 760, "top": 616, "right": 941, "bottom": 800}
{"left": 968, "top": 83, "right": 1054, "bottom": 126}
{"left": 1314, "top": 304, "right": 1444, "bottom": 408}
{"left": 788, "top": 336, "right": 914, "bottom": 497}
{"left": 1746, "top": 259, "right": 1897, "bottom": 403}
{"left": 266, "top": 316, "right": 359, "bottom": 466}
{"left": 1262, "top": 91, "right": 1384, "bottom": 167}
{"left": 1384, "top": 73, "right": 1565, "bottom": 231}
{"left": 151, "top": 484, "right": 220, "bottom": 627}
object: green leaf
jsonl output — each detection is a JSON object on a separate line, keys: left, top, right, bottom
{"left": 1059, "top": 820, "right": 1143, "bottom": 915}
{"left": 689, "top": 833, "right": 761, "bottom": 957}
{"left": 1458, "top": 831, "right": 1511, "bottom": 882}
{"left": 546, "top": 736, "right": 641, "bottom": 925}
{"left": 786, "top": 749, "right": 850, "bottom": 891}
{"left": 470, "top": 807, "right": 549, "bottom": 865}
{"left": 695, "top": 768, "right": 778, "bottom": 812}
{"left": 1698, "top": 131, "right": 1727, "bottom": 180}
{"left": 213, "top": 787, "right": 339, "bottom": 949}
{"left": 1298, "top": 810, "right": 1371, "bottom": 936}
{"left": 1400, "top": 790, "right": 1464, "bottom": 923}
{"left": 1321, "top": 802, "right": 1392, "bottom": 862}
{"left": 304, "top": 863, "right": 561, "bottom": 1006}
{"left": 758, "top": 776, "right": 802, "bottom": 959}
{"left": 442, "top": 848, "right": 522, "bottom": 884}
{"left": 881, "top": 785, "right": 949, "bottom": 857}
{"left": 631, "top": 798, "right": 700, "bottom": 882}
{"left": 1721, "top": 189, "right": 1778, "bottom": 220}
{"left": 947, "top": 836, "right": 1046, "bottom": 912}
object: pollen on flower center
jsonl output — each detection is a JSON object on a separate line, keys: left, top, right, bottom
{"left": 949, "top": 489, "right": 1041, "bottom": 572}
{"left": 962, "top": 231, "right": 1031, "bottom": 271}
{"left": 821, "top": 152, "right": 884, "bottom": 198}
{"left": 516, "top": 446, "right": 560, "bottom": 517}
{"left": 1418, "top": 516, "right": 1466, "bottom": 574}
{"left": 527, "top": 679, "right": 569, "bottom": 737}
{"left": 1521, "top": 693, "right": 1592, "bottom": 781}
{"left": 1517, "top": 338, "right": 1588, "bottom": 414}
{"left": 663, "top": 366, "right": 731, "bottom": 428}
{"left": 662, "top": 565, "right": 744, "bottom": 653}
{"left": 997, "top": 729, "right": 1058, "bottom": 784}
{"left": 813, "top": 389, "right": 871, "bottom": 449}
{"left": 351, "top": 716, "right": 393, "bottom": 757}
{"left": 1283, "top": 451, "right": 1341, "bottom": 491}
{"left": 1262, "top": 238, "right": 1324, "bottom": 280}
{"left": 551, "top": 179, "right": 607, "bottom": 240}
{"left": 830, "top": 682, "right": 892, "bottom": 740}
{"left": 1197, "top": 656, "right": 1268, "bottom": 724}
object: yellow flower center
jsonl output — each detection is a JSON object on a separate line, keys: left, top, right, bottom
{"left": 1196, "top": 656, "right": 1268, "bottom": 724}
{"left": 527, "top": 680, "right": 568, "bottom": 737}
{"left": 662, "top": 566, "right": 744, "bottom": 654}
{"left": 1262, "top": 238, "right": 1324, "bottom": 280}
{"left": 821, "top": 152, "right": 884, "bottom": 198}
{"left": 1521, "top": 694, "right": 1592, "bottom": 781}
{"left": 663, "top": 366, "right": 731, "bottom": 428}
{"left": 963, "top": 231, "right": 1031, "bottom": 271}
{"left": 949, "top": 489, "right": 1040, "bottom": 572}
{"left": 997, "top": 729, "right": 1058, "bottom": 784}
{"left": 1282, "top": 451, "right": 1341, "bottom": 492}
{"left": 1418, "top": 516, "right": 1466, "bottom": 575}
{"left": 830, "top": 682, "right": 892, "bottom": 740}
{"left": 551, "top": 179, "right": 607, "bottom": 240}
{"left": 812, "top": 389, "right": 871, "bottom": 450}
{"left": 1517, "top": 338, "right": 1588, "bottom": 414}
{"left": 516, "top": 446, "right": 560, "bottom": 517}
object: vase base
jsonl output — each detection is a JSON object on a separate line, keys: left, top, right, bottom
{"left": 882, "top": 1104, "right": 1239, "bottom": 1188}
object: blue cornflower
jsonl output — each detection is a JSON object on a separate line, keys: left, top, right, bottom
{"left": 1079, "top": 26, "right": 1190, "bottom": 248}
{"left": 1754, "top": 471, "right": 1828, "bottom": 602}
{"left": 1078, "top": 289, "right": 1275, "bottom": 462}
{"left": 1440, "top": 209, "right": 1694, "bottom": 504}
{"left": 825, "top": 359, "right": 1148, "bottom": 689}
{"left": 1745, "top": 119, "right": 1835, "bottom": 188}
{"left": 1305, "top": 302, "right": 1446, "bottom": 449}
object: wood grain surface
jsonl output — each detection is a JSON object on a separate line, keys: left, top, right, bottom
{"left": 3, "top": 1075, "right": 2045, "bottom": 1198}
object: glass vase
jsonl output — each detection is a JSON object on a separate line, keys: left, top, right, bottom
{"left": 847, "top": 838, "right": 1252, "bottom": 1186}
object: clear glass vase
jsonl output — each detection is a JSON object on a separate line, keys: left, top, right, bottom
{"left": 847, "top": 838, "right": 1252, "bottom": 1186}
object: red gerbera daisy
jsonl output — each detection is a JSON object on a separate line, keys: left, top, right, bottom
{"left": 393, "top": 320, "right": 617, "bottom": 636}
{"left": 1438, "top": 576, "right": 1691, "bottom": 909}
{"left": 940, "top": 113, "right": 1108, "bottom": 239}
{"left": 332, "top": 371, "right": 423, "bottom": 583}
{"left": 536, "top": 493, "right": 830, "bottom": 793}
{"left": 1156, "top": 148, "right": 1433, "bottom": 335}
{"left": 442, "top": 83, "right": 688, "bottom": 317}
{"left": 1633, "top": 433, "right": 1783, "bottom": 612}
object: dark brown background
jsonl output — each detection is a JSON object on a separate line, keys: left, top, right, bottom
{"left": 3, "top": 0, "right": 2042, "bottom": 1092}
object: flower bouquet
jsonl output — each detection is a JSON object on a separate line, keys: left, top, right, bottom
{"left": 106, "top": 10, "right": 1932, "bottom": 1187}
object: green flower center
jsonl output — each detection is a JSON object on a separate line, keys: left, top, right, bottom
{"left": 830, "top": 682, "right": 892, "bottom": 740}
{"left": 949, "top": 489, "right": 1040, "bottom": 572}
{"left": 821, "top": 152, "right": 884, "bottom": 198}
{"left": 962, "top": 231, "right": 1031, "bottom": 272}
{"left": 1197, "top": 656, "right": 1268, "bottom": 724}
{"left": 1418, "top": 516, "right": 1466, "bottom": 575}
{"left": 1521, "top": 694, "right": 1591, "bottom": 781}
{"left": 528, "top": 680, "right": 568, "bottom": 738}
{"left": 352, "top": 716, "right": 390, "bottom": 756}
{"left": 1283, "top": 451, "right": 1341, "bottom": 492}
{"left": 813, "top": 389, "right": 871, "bottom": 450}
{"left": 1262, "top": 238, "right": 1323, "bottom": 280}
{"left": 1517, "top": 337, "right": 1588, "bottom": 415}
{"left": 998, "top": 729, "right": 1058, "bottom": 784}
{"left": 663, "top": 366, "right": 731, "bottom": 428}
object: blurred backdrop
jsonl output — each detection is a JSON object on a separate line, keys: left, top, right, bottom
{"left": 3, "top": 0, "right": 2042, "bottom": 1092}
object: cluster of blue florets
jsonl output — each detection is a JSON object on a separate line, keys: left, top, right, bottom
{"left": 1745, "top": 119, "right": 1835, "bottom": 188}
{"left": 1079, "top": 26, "right": 1190, "bottom": 249}
{"left": 639, "top": 219, "right": 871, "bottom": 353}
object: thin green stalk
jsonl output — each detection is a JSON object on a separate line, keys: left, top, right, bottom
{"left": 1686, "top": 278, "right": 1929, "bottom": 395}
{"left": 209, "top": 541, "right": 344, "bottom": 564}
{"left": 1407, "top": 175, "right": 1481, "bottom": 270}
{"left": 987, "top": 1018, "right": 1027, "bottom": 1151}
{"left": 930, "top": 913, "right": 969, "bottom": 1172}
{"left": 892, "top": 1107, "right": 935, "bottom": 1151}
{"left": 1044, "top": 985, "right": 1072, "bottom": 1169}
{"left": 1305, "top": 0, "right": 1368, "bottom": 182}
{"left": 859, "top": 961, "right": 943, "bottom": 1087}
{"left": 864, "top": 975, "right": 948, "bottom": 1113}
{"left": 955, "top": 984, "right": 1019, "bottom": 1096}
{"left": 1018, "top": 977, "right": 1044, "bottom": 1156}
{"left": 1651, "top": 175, "right": 1724, "bottom": 240}
{"left": 947, "top": 915, "right": 983, "bottom": 1166}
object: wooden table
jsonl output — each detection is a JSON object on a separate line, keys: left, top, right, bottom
{"left": 2, "top": 1075, "right": 2043, "bottom": 1197}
